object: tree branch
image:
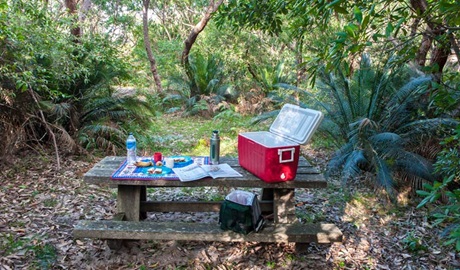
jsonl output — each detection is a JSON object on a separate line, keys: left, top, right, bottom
{"left": 143, "top": 0, "right": 163, "bottom": 92}
{"left": 28, "top": 88, "right": 61, "bottom": 170}
{"left": 181, "top": 0, "right": 224, "bottom": 66}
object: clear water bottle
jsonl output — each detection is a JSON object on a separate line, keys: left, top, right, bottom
{"left": 210, "top": 130, "right": 220, "bottom": 165}
{"left": 126, "top": 133, "right": 137, "bottom": 165}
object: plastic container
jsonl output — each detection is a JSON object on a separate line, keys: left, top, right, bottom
{"left": 126, "top": 133, "right": 137, "bottom": 165}
{"left": 238, "top": 104, "right": 323, "bottom": 183}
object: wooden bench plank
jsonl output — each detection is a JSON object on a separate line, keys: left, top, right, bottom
{"left": 140, "top": 200, "right": 274, "bottom": 213}
{"left": 73, "top": 220, "right": 343, "bottom": 244}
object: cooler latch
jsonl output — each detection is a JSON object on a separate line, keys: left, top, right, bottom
{"left": 278, "top": 148, "right": 295, "bottom": 163}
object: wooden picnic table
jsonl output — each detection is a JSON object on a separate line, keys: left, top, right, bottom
{"left": 74, "top": 156, "right": 342, "bottom": 249}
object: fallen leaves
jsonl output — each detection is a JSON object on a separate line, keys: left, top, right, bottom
{"left": 0, "top": 151, "right": 457, "bottom": 269}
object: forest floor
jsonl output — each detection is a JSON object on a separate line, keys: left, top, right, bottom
{"left": 0, "top": 147, "right": 458, "bottom": 270}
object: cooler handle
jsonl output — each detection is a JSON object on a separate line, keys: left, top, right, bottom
{"left": 278, "top": 148, "right": 295, "bottom": 163}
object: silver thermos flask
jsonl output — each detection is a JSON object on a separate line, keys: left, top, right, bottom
{"left": 210, "top": 130, "right": 220, "bottom": 165}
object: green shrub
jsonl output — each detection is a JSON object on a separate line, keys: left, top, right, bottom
{"left": 417, "top": 125, "right": 460, "bottom": 251}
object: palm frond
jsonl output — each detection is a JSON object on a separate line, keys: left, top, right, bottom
{"left": 393, "top": 152, "right": 435, "bottom": 182}
{"left": 77, "top": 124, "right": 125, "bottom": 153}
{"left": 326, "top": 142, "right": 355, "bottom": 177}
{"left": 354, "top": 55, "right": 374, "bottom": 117}
{"left": 382, "top": 76, "right": 432, "bottom": 131}
{"left": 397, "top": 118, "right": 459, "bottom": 139}
{"left": 341, "top": 149, "right": 367, "bottom": 183}
{"left": 369, "top": 132, "right": 404, "bottom": 153}
{"left": 386, "top": 75, "right": 431, "bottom": 109}
{"left": 316, "top": 118, "right": 345, "bottom": 147}
{"left": 373, "top": 155, "right": 397, "bottom": 200}
{"left": 250, "top": 110, "right": 280, "bottom": 125}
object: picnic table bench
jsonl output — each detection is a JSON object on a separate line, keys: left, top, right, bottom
{"left": 73, "top": 156, "right": 342, "bottom": 249}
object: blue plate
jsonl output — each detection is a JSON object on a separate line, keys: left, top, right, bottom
{"left": 134, "top": 165, "right": 173, "bottom": 175}
{"left": 169, "top": 155, "right": 193, "bottom": 168}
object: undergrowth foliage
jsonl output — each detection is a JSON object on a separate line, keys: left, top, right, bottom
{"left": 276, "top": 54, "right": 458, "bottom": 202}
{"left": 417, "top": 125, "right": 460, "bottom": 251}
{"left": 0, "top": 0, "right": 150, "bottom": 161}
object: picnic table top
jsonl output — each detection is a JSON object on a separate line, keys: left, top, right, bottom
{"left": 83, "top": 156, "right": 327, "bottom": 189}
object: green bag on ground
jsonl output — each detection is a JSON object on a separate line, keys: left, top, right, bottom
{"left": 219, "top": 190, "right": 264, "bottom": 234}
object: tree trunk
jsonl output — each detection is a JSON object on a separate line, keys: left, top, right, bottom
{"left": 181, "top": 0, "right": 224, "bottom": 97}
{"left": 65, "top": 0, "right": 81, "bottom": 40}
{"left": 143, "top": 0, "right": 163, "bottom": 92}
{"left": 430, "top": 36, "right": 451, "bottom": 82}
{"left": 410, "top": 0, "right": 451, "bottom": 82}
{"left": 415, "top": 26, "right": 432, "bottom": 67}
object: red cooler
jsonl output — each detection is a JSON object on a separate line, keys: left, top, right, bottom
{"left": 238, "top": 104, "right": 323, "bottom": 183}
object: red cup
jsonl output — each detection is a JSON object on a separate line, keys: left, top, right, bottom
{"left": 153, "top": 152, "right": 162, "bottom": 163}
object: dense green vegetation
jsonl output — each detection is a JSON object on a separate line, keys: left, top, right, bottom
{"left": 1, "top": 0, "right": 459, "bottom": 251}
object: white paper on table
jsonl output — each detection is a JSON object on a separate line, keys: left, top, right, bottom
{"left": 173, "top": 163, "right": 242, "bottom": 182}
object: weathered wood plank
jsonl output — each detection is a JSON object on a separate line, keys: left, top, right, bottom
{"left": 74, "top": 220, "right": 343, "bottom": 244}
{"left": 140, "top": 200, "right": 274, "bottom": 213}
{"left": 273, "top": 189, "right": 296, "bottom": 223}
{"left": 106, "top": 213, "right": 126, "bottom": 250}
{"left": 118, "top": 186, "right": 141, "bottom": 221}
{"left": 83, "top": 156, "right": 327, "bottom": 189}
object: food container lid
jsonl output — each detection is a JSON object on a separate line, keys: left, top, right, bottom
{"left": 269, "top": 104, "right": 324, "bottom": 144}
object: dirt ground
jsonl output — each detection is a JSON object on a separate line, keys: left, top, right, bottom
{"left": 0, "top": 150, "right": 459, "bottom": 269}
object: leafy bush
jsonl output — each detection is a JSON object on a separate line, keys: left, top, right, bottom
{"left": 0, "top": 0, "right": 152, "bottom": 159}
{"left": 417, "top": 125, "right": 460, "bottom": 251}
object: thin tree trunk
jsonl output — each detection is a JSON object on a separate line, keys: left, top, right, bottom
{"left": 448, "top": 31, "right": 460, "bottom": 63}
{"left": 65, "top": 0, "right": 81, "bottom": 39}
{"left": 181, "top": 0, "right": 224, "bottom": 97}
{"left": 143, "top": 0, "right": 163, "bottom": 92}
{"left": 410, "top": 0, "right": 451, "bottom": 82}
{"left": 29, "top": 89, "right": 61, "bottom": 170}
{"left": 415, "top": 26, "right": 432, "bottom": 67}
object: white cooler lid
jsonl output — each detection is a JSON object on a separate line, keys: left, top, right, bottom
{"left": 269, "top": 104, "right": 324, "bottom": 144}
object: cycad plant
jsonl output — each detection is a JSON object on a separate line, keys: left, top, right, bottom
{"left": 249, "top": 61, "right": 294, "bottom": 94}
{"left": 167, "top": 53, "right": 235, "bottom": 115}
{"left": 280, "top": 54, "right": 458, "bottom": 201}
{"left": 76, "top": 87, "right": 153, "bottom": 154}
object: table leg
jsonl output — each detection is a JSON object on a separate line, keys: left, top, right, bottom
{"left": 111, "top": 185, "right": 142, "bottom": 249}
{"left": 273, "top": 188, "right": 296, "bottom": 224}
{"left": 261, "top": 188, "right": 274, "bottom": 216}
{"left": 261, "top": 188, "right": 274, "bottom": 201}
{"left": 140, "top": 186, "right": 147, "bottom": 220}
{"left": 117, "top": 185, "right": 141, "bottom": 221}
{"left": 107, "top": 213, "right": 126, "bottom": 250}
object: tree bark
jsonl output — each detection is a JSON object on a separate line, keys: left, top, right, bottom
{"left": 65, "top": 0, "right": 81, "bottom": 39}
{"left": 143, "top": 0, "right": 163, "bottom": 92}
{"left": 410, "top": 0, "right": 451, "bottom": 82}
{"left": 415, "top": 26, "right": 432, "bottom": 67}
{"left": 181, "top": 0, "right": 224, "bottom": 97}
